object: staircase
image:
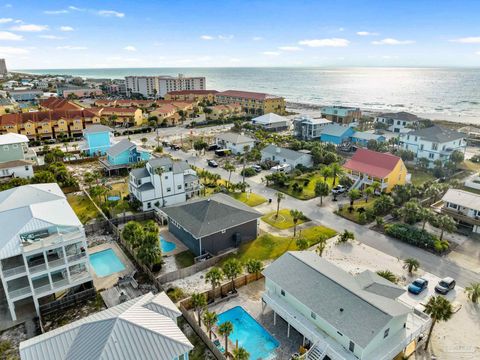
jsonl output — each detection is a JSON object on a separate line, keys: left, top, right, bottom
{"left": 305, "top": 344, "right": 327, "bottom": 360}
{"left": 350, "top": 177, "right": 364, "bottom": 191}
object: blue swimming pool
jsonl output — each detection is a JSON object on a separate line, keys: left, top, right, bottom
{"left": 89, "top": 249, "right": 126, "bottom": 277}
{"left": 159, "top": 236, "right": 176, "bottom": 253}
{"left": 107, "top": 195, "right": 121, "bottom": 201}
{"left": 217, "top": 306, "right": 279, "bottom": 359}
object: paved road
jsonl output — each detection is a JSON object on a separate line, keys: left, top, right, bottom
{"left": 167, "top": 148, "right": 480, "bottom": 288}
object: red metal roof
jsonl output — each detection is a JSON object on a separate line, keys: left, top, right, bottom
{"left": 343, "top": 148, "right": 402, "bottom": 178}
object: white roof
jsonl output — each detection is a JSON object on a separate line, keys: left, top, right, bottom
{"left": 442, "top": 188, "right": 480, "bottom": 212}
{"left": 0, "top": 184, "right": 81, "bottom": 259}
{"left": 216, "top": 132, "right": 255, "bottom": 144}
{"left": 20, "top": 292, "right": 193, "bottom": 360}
{"left": 252, "top": 112, "right": 288, "bottom": 125}
{"left": 0, "top": 133, "right": 29, "bottom": 146}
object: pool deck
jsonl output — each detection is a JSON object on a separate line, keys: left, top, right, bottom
{"left": 160, "top": 229, "right": 188, "bottom": 256}
{"left": 206, "top": 279, "right": 304, "bottom": 360}
{"left": 88, "top": 242, "right": 135, "bottom": 290}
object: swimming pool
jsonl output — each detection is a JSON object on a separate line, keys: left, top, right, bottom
{"left": 89, "top": 249, "right": 126, "bottom": 277}
{"left": 107, "top": 195, "right": 121, "bottom": 201}
{"left": 159, "top": 236, "right": 176, "bottom": 253}
{"left": 217, "top": 306, "right": 279, "bottom": 359}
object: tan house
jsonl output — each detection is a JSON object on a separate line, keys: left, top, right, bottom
{"left": 165, "top": 90, "right": 218, "bottom": 103}
{"left": 206, "top": 103, "right": 243, "bottom": 120}
{"left": 215, "top": 90, "right": 285, "bottom": 116}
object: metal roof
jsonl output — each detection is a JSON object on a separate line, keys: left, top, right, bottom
{"left": 261, "top": 144, "right": 309, "bottom": 161}
{"left": 19, "top": 292, "right": 193, "bottom": 360}
{"left": 320, "top": 123, "right": 353, "bottom": 137}
{"left": 352, "top": 131, "right": 385, "bottom": 141}
{"left": 252, "top": 113, "right": 288, "bottom": 125}
{"left": 405, "top": 125, "right": 466, "bottom": 143}
{"left": 0, "top": 133, "right": 29, "bottom": 145}
{"left": 216, "top": 132, "right": 255, "bottom": 144}
{"left": 442, "top": 188, "right": 480, "bottom": 212}
{"left": 106, "top": 139, "right": 136, "bottom": 157}
{"left": 377, "top": 111, "right": 419, "bottom": 122}
{"left": 162, "top": 193, "right": 261, "bottom": 238}
{"left": 83, "top": 124, "right": 113, "bottom": 134}
{"left": 262, "top": 252, "right": 410, "bottom": 348}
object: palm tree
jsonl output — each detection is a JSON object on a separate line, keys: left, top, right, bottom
{"left": 222, "top": 259, "right": 243, "bottom": 292}
{"left": 275, "top": 192, "right": 284, "bottom": 219}
{"left": 242, "top": 145, "right": 250, "bottom": 185}
{"left": 465, "top": 282, "right": 480, "bottom": 303}
{"left": 205, "top": 267, "right": 223, "bottom": 295}
{"left": 338, "top": 229, "right": 354, "bottom": 243}
{"left": 348, "top": 189, "right": 362, "bottom": 206}
{"left": 376, "top": 270, "right": 398, "bottom": 284}
{"left": 330, "top": 163, "right": 344, "bottom": 186}
{"left": 190, "top": 293, "right": 207, "bottom": 327}
{"left": 424, "top": 296, "right": 453, "bottom": 350}
{"left": 218, "top": 321, "right": 234, "bottom": 354}
{"left": 437, "top": 214, "right": 456, "bottom": 241}
{"left": 403, "top": 258, "right": 420, "bottom": 274}
{"left": 364, "top": 186, "right": 374, "bottom": 203}
{"left": 290, "top": 209, "right": 304, "bottom": 237}
{"left": 232, "top": 346, "right": 249, "bottom": 360}
{"left": 154, "top": 167, "right": 165, "bottom": 207}
{"left": 316, "top": 240, "right": 326, "bottom": 257}
{"left": 371, "top": 181, "right": 381, "bottom": 194}
{"left": 296, "top": 237, "right": 309, "bottom": 250}
{"left": 202, "top": 310, "right": 218, "bottom": 340}
{"left": 245, "top": 259, "right": 263, "bottom": 280}
{"left": 319, "top": 166, "right": 332, "bottom": 182}
{"left": 223, "top": 161, "right": 236, "bottom": 189}
{"left": 315, "top": 181, "right": 329, "bottom": 206}
{"left": 419, "top": 207, "right": 433, "bottom": 230}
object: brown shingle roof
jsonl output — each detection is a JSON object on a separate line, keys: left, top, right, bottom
{"left": 40, "top": 97, "right": 83, "bottom": 111}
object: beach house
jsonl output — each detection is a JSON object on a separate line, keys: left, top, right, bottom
{"left": 215, "top": 132, "right": 256, "bottom": 154}
{"left": 343, "top": 148, "right": 407, "bottom": 192}
{"left": 319, "top": 124, "right": 355, "bottom": 144}
{"left": 439, "top": 189, "right": 480, "bottom": 234}
{"left": 321, "top": 106, "right": 361, "bottom": 125}
{"left": 100, "top": 139, "right": 151, "bottom": 174}
{"left": 293, "top": 116, "right": 331, "bottom": 140}
{"left": 0, "top": 133, "right": 37, "bottom": 180}
{"left": 351, "top": 132, "right": 386, "bottom": 147}
{"left": 251, "top": 113, "right": 289, "bottom": 131}
{"left": 375, "top": 112, "right": 420, "bottom": 133}
{"left": 80, "top": 124, "right": 114, "bottom": 156}
{"left": 261, "top": 144, "right": 314, "bottom": 169}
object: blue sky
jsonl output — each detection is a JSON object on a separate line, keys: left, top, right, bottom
{"left": 1, "top": 0, "right": 480, "bottom": 69}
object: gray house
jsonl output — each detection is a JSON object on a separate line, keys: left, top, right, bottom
{"left": 261, "top": 144, "right": 313, "bottom": 169}
{"left": 161, "top": 194, "right": 261, "bottom": 256}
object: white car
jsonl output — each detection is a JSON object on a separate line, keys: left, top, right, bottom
{"left": 331, "top": 185, "right": 347, "bottom": 195}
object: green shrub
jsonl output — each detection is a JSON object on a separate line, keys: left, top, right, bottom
{"left": 384, "top": 223, "right": 449, "bottom": 253}
{"left": 166, "top": 287, "right": 186, "bottom": 302}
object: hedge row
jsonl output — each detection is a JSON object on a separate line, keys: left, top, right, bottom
{"left": 384, "top": 223, "right": 449, "bottom": 253}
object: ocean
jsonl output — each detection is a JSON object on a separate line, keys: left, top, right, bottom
{"left": 19, "top": 67, "right": 480, "bottom": 124}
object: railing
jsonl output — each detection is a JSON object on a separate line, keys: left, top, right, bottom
{"left": 66, "top": 253, "right": 86, "bottom": 263}
{"left": 23, "top": 231, "right": 84, "bottom": 253}
{"left": 9, "top": 286, "right": 31, "bottom": 299}
{"left": 2, "top": 265, "right": 26, "bottom": 278}
{"left": 34, "top": 284, "right": 52, "bottom": 295}
{"left": 48, "top": 258, "right": 66, "bottom": 268}
{"left": 29, "top": 263, "right": 47, "bottom": 274}
{"left": 70, "top": 271, "right": 90, "bottom": 283}
{"left": 52, "top": 279, "right": 69, "bottom": 289}
{"left": 441, "top": 207, "right": 480, "bottom": 225}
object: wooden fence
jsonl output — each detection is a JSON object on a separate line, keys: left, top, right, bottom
{"left": 39, "top": 287, "right": 96, "bottom": 318}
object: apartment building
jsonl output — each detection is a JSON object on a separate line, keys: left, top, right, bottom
{"left": 293, "top": 115, "right": 332, "bottom": 140}
{"left": 0, "top": 133, "right": 37, "bottom": 180}
{"left": 165, "top": 89, "right": 218, "bottom": 103}
{"left": 129, "top": 157, "right": 201, "bottom": 211}
{"left": 125, "top": 74, "right": 206, "bottom": 98}
{"left": 399, "top": 125, "right": 466, "bottom": 167}
{"left": 215, "top": 90, "right": 286, "bottom": 115}
{"left": 375, "top": 112, "right": 420, "bottom": 133}
{"left": 39, "top": 97, "right": 83, "bottom": 111}
{"left": 0, "top": 183, "right": 93, "bottom": 321}
{"left": 206, "top": 103, "right": 243, "bottom": 120}
{"left": 263, "top": 252, "right": 430, "bottom": 360}
{"left": 321, "top": 106, "right": 361, "bottom": 124}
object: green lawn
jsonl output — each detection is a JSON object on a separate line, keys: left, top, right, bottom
{"left": 336, "top": 199, "right": 375, "bottom": 224}
{"left": 261, "top": 209, "right": 309, "bottom": 229}
{"left": 175, "top": 250, "right": 195, "bottom": 268}
{"left": 272, "top": 171, "right": 334, "bottom": 200}
{"left": 230, "top": 192, "right": 267, "bottom": 207}
{"left": 407, "top": 167, "right": 435, "bottom": 186}
{"left": 235, "top": 225, "right": 337, "bottom": 262}
{"left": 67, "top": 194, "right": 100, "bottom": 224}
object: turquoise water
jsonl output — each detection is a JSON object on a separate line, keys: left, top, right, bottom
{"left": 89, "top": 249, "right": 126, "bottom": 277}
{"left": 159, "top": 236, "right": 176, "bottom": 253}
{"left": 217, "top": 306, "right": 279, "bottom": 359}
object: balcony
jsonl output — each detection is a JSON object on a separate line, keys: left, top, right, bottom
{"left": 23, "top": 231, "right": 83, "bottom": 253}
{"left": 2, "top": 265, "right": 27, "bottom": 279}
{"left": 441, "top": 207, "right": 480, "bottom": 226}
{"left": 28, "top": 263, "right": 47, "bottom": 274}
{"left": 9, "top": 286, "right": 31, "bottom": 299}
{"left": 70, "top": 271, "right": 90, "bottom": 283}
{"left": 48, "top": 257, "right": 66, "bottom": 269}
{"left": 34, "top": 283, "right": 52, "bottom": 296}
{"left": 52, "top": 278, "right": 69, "bottom": 289}
{"left": 66, "top": 252, "right": 86, "bottom": 263}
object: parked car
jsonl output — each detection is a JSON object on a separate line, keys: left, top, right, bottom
{"left": 435, "top": 277, "right": 456, "bottom": 295}
{"left": 170, "top": 144, "right": 181, "bottom": 150}
{"left": 207, "top": 144, "right": 219, "bottom": 151}
{"left": 408, "top": 278, "right": 429, "bottom": 295}
{"left": 251, "top": 164, "right": 262, "bottom": 173}
{"left": 331, "top": 185, "right": 347, "bottom": 195}
{"left": 207, "top": 159, "right": 218, "bottom": 168}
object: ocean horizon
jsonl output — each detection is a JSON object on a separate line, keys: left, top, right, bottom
{"left": 17, "top": 67, "right": 480, "bottom": 124}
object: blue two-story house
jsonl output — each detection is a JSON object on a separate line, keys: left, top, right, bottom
{"left": 320, "top": 123, "right": 355, "bottom": 145}
{"left": 81, "top": 124, "right": 113, "bottom": 156}
{"left": 101, "top": 139, "right": 151, "bottom": 174}
{"left": 351, "top": 131, "right": 386, "bottom": 147}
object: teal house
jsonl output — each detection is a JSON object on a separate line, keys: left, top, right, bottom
{"left": 81, "top": 124, "right": 113, "bottom": 156}
{"left": 320, "top": 124, "right": 355, "bottom": 144}
{"left": 351, "top": 132, "right": 386, "bottom": 146}
{"left": 101, "top": 139, "right": 151, "bottom": 174}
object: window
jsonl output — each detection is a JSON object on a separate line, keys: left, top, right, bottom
{"left": 337, "top": 331, "right": 343, "bottom": 336}
{"left": 166, "top": 187, "right": 171, "bottom": 192}
{"left": 147, "top": 202, "right": 151, "bottom": 209}
{"left": 349, "top": 341, "right": 355, "bottom": 352}
{"left": 414, "top": 136, "right": 418, "bottom": 141}
{"left": 311, "top": 312, "right": 316, "bottom": 320}
{"left": 25, "top": 166, "right": 29, "bottom": 171}
{"left": 280, "top": 289, "right": 285, "bottom": 296}
{"left": 432, "top": 143, "right": 438, "bottom": 150}
{"left": 429, "top": 153, "right": 435, "bottom": 159}
{"left": 177, "top": 185, "right": 182, "bottom": 190}
{"left": 12, "top": 144, "right": 18, "bottom": 148}
{"left": 384, "top": 328, "right": 390, "bottom": 338}
{"left": 420, "top": 144, "right": 424, "bottom": 150}
{"left": 407, "top": 135, "right": 410, "bottom": 140}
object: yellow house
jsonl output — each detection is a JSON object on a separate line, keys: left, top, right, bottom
{"left": 93, "top": 107, "right": 144, "bottom": 127}
{"left": 215, "top": 90, "right": 286, "bottom": 116}
{"left": 165, "top": 90, "right": 218, "bottom": 103}
{"left": 343, "top": 148, "right": 407, "bottom": 193}
{"left": 0, "top": 98, "right": 17, "bottom": 115}
{"left": 206, "top": 104, "right": 243, "bottom": 120}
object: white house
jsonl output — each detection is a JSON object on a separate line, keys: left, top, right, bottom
{"left": 440, "top": 189, "right": 480, "bottom": 234}
{"left": 0, "top": 184, "right": 93, "bottom": 321}
{"left": 293, "top": 116, "right": 332, "bottom": 140}
{"left": 129, "top": 157, "right": 201, "bottom": 211}
{"left": 214, "top": 132, "right": 256, "bottom": 154}
{"left": 19, "top": 292, "right": 193, "bottom": 360}
{"left": 252, "top": 113, "right": 289, "bottom": 131}
{"left": 0, "top": 133, "right": 37, "bottom": 180}
{"left": 261, "top": 144, "right": 313, "bottom": 169}
{"left": 375, "top": 112, "right": 420, "bottom": 133}
{"left": 262, "top": 252, "right": 430, "bottom": 360}
{"left": 399, "top": 125, "right": 466, "bottom": 166}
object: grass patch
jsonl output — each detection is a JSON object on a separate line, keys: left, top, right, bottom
{"left": 461, "top": 160, "right": 480, "bottom": 172}
{"left": 236, "top": 225, "right": 337, "bottom": 262}
{"left": 108, "top": 181, "right": 129, "bottom": 197}
{"left": 67, "top": 193, "right": 100, "bottom": 224}
{"left": 336, "top": 199, "right": 375, "bottom": 224}
{"left": 272, "top": 171, "right": 334, "bottom": 200}
{"left": 261, "top": 209, "right": 309, "bottom": 229}
{"left": 407, "top": 166, "right": 436, "bottom": 186}
{"left": 175, "top": 250, "right": 195, "bottom": 268}
{"left": 230, "top": 192, "right": 267, "bottom": 207}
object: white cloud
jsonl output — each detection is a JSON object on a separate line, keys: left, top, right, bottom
{"left": 278, "top": 46, "right": 302, "bottom": 51}
{"left": 450, "top": 37, "right": 480, "bottom": 44}
{"left": 68, "top": 6, "right": 85, "bottom": 11}
{"left": 357, "top": 31, "right": 379, "bottom": 36}
{"left": 218, "top": 34, "right": 234, "bottom": 40}
{"left": 44, "top": 9, "right": 68, "bottom": 14}
{"left": 372, "top": 38, "right": 415, "bottom": 45}
{"left": 252, "top": 36, "right": 263, "bottom": 41}
{"left": 38, "top": 35, "right": 64, "bottom": 40}
{"left": 0, "top": 18, "right": 13, "bottom": 23}
{"left": 0, "top": 46, "right": 29, "bottom": 55}
{"left": 298, "top": 38, "right": 350, "bottom": 47}
{"left": 0, "top": 31, "right": 23, "bottom": 41}
{"left": 60, "top": 26, "right": 74, "bottom": 32}
{"left": 10, "top": 24, "right": 49, "bottom": 32}
{"left": 97, "top": 10, "right": 125, "bottom": 18}
{"left": 124, "top": 45, "right": 137, "bottom": 52}
{"left": 262, "top": 51, "right": 280, "bottom": 56}
{"left": 56, "top": 45, "right": 88, "bottom": 50}
{"left": 200, "top": 35, "right": 214, "bottom": 40}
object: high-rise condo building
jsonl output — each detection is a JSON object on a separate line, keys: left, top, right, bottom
{"left": 125, "top": 74, "right": 206, "bottom": 98}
